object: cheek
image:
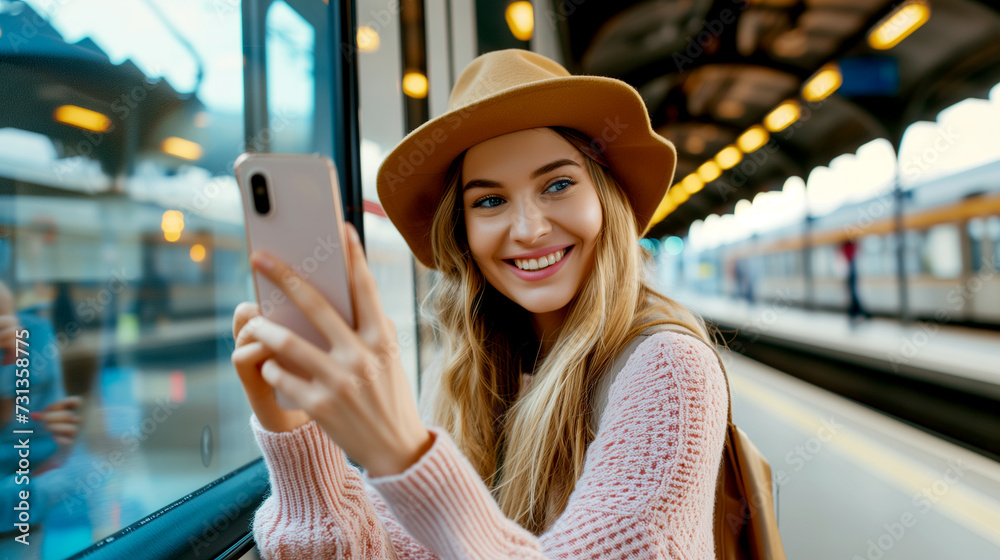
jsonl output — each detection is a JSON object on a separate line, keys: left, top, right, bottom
{"left": 574, "top": 191, "right": 603, "bottom": 246}
{"left": 464, "top": 217, "right": 497, "bottom": 265}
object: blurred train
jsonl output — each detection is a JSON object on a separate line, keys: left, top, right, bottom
{"left": 681, "top": 158, "right": 1000, "bottom": 324}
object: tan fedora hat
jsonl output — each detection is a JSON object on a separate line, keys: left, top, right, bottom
{"left": 376, "top": 49, "right": 677, "bottom": 269}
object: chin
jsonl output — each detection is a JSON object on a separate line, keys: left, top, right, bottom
{"left": 508, "top": 291, "right": 573, "bottom": 315}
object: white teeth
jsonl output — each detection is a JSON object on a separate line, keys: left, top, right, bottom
{"left": 513, "top": 249, "right": 566, "bottom": 271}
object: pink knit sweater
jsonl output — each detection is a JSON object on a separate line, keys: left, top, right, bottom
{"left": 250, "top": 331, "right": 729, "bottom": 559}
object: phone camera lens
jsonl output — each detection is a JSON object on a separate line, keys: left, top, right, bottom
{"left": 251, "top": 173, "right": 271, "bottom": 214}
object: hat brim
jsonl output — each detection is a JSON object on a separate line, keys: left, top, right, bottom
{"left": 376, "top": 75, "right": 677, "bottom": 269}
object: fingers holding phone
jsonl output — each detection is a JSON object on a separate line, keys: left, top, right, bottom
{"left": 234, "top": 153, "right": 356, "bottom": 410}
{"left": 231, "top": 301, "right": 310, "bottom": 433}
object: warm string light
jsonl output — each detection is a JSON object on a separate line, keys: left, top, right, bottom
{"left": 505, "top": 1, "right": 533, "bottom": 41}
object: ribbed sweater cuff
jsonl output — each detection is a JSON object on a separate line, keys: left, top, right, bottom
{"left": 250, "top": 414, "right": 358, "bottom": 519}
{"left": 363, "top": 426, "right": 526, "bottom": 558}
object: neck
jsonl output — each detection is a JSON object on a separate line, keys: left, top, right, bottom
{"left": 530, "top": 306, "right": 569, "bottom": 358}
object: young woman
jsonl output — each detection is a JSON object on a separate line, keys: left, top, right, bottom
{"left": 231, "top": 49, "right": 728, "bottom": 559}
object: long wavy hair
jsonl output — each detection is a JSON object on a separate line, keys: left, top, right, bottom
{"left": 420, "top": 126, "right": 711, "bottom": 535}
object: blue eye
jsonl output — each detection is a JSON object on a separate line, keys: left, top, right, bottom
{"left": 546, "top": 179, "right": 574, "bottom": 193}
{"left": 472, "top": 195, "right": 503, "bottom": 209}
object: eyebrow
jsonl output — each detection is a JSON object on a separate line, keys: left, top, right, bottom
{"left": 462, "top": 159, "right": 581, "bottom": 191}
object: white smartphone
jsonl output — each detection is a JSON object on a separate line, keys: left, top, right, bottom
{"left": 235, "top": 153, "right": 356, "bottom": 409}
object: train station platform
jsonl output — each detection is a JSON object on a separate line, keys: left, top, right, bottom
{"left": 725, "top": 351, "right": 1000, "bottom": 559}
{"left": 675, "top": 292, "right": 1000, "bottom": 399}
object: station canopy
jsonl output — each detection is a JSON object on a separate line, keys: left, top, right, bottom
{"left": 551, "top": 0, "right": 1000, "bottom": 238}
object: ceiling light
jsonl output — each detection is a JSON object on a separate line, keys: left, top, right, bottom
{"left": 651, "top": 199, "right": 676, "bottom": 225}
{"left": 357, "top": 26, "right": 380, "bottom": 52}
{"left": 669, "top": 187, "right": 690, "bottom": 205}
{"left": 161, "top": 137, "right": 203, "bottom": 160}
{"left": 764, "top": 100, "right": 800, "bottom": 132}
{"left": 190, "top": 244, "right": 206, "bottom": 262}
{"left": 402, "top": 72, "right": 428, "bottom": 98}
{"left": 738, "top": 125, "right": 769, "bottom": 152}
{"left": 53, "top": 105, "right": 111, "bottom": 132}
{"left": 698, "top": 160, "right": 722, "bottom": 183}
{"left": 715, "top": 145, "right": 743, "bottom": 170}
{"left": 868, "top": 0, "right": 930, "bottom": 50}
{"left": 506, "top": 1, "right": 533, "bottom": 41}
{"left": 802, "top": 63, "right": 842, "bottom": 102}
{"left": 162, "top": 210, "right": 184, "bottom": 242}
{"left": 682, "top": 174, "right": 705, "bottom": 194}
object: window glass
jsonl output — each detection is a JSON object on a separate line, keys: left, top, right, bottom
{"left": 812, "top": 245, "right": 828, "bottom": 278}
{"left": 904, "top": 231, "right": 924, "bottom": 276}
{"left": 859, "top": 235, "right": 895, "bottom": 278}
{"left": 0, "top": 1, "right": 256, "bottom": 557}
{"left": 987, "top": 216, "right": 1000, "bottom": 271}
{"left": 923, "top": 224, "right": 962, "bottom": 278}
{"left": 265, "top": 0, "right": 315, "bottom": 153}
{"left": 355, "top": 0, "right": 420, "bottom": 396}
{"left": 968, "top": 218, "right": 984, "bottom": 272}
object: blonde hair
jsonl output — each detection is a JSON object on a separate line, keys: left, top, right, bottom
{"left": 422, "top": 127, "right": 710, "bottom": 535}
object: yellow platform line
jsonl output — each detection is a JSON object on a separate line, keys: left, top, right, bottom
{"left": 730, "top": 373, "right": 1000, "bottom": 548}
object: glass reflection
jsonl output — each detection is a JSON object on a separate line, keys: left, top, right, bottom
{"left": 0, "top": 0, "right": 258, "bottom": 556}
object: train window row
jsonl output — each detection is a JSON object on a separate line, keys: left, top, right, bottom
{"left": 969, "top": 216, "right": 1000, "bottom": 272}
{"left": 759, "top": 217, "right": 996, "bottom": 285}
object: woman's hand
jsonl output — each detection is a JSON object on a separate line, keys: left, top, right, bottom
{"left": 232, "top": 302, "right": 312, "bottom": 433}
{"left": 31, "top": 395, "right": 83, "bottom": 446}
{"left": 244, "top": 223, "right": 433, "bottom": 477}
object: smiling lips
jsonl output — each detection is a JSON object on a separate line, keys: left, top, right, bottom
{"left": 503, "top": 246, "right": 573, "bottom": 281}
{"left": 512, "top": 248, "right": 567, "bottom": 271}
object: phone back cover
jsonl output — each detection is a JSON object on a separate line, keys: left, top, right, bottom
{"left": 236, "top": 153, "right": 355, "bottom": 353}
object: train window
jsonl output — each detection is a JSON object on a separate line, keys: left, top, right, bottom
{"left": 987, "top": 216, "right": 1000, "bottom": 271}
{"left": 264, "top": 1, "right": 315, "bottom": 153}
{"left": 0, "top": 2, "right": 261, "bottom": 557}
{"left": 968, "top": 219, "right": 985, "bottom": 272}
{"left": 353, "top": 0, "right": 421, "bottom": 397}
{"left": 811, "top": 245, "right": 832, "bottom": 278}
{"left": 791, "top": 250, "right": 803, "bottom": 277}
{"left": 923, "top": 224, "right": 963, "bottom": 278}
{"left": 904, "top": 231, "right": 925, "bottom": 276}
{"left": 859, "top": 235, "right": 895, "bottom": 278}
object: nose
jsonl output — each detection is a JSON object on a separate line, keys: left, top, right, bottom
{"left": 509, "top": 197, "right": 552, "bottom": 245}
